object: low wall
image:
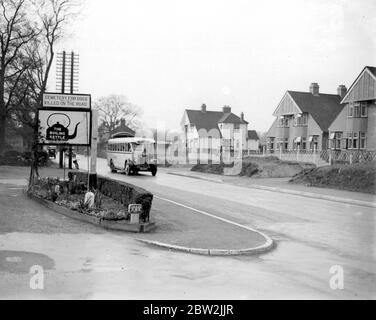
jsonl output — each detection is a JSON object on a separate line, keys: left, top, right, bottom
{"left": 68, "top": 171, "right": 153, "bottom": 221}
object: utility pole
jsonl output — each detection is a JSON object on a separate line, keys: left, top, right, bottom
{"left": 56, "top": 51, "right": 79, "bottom": 169}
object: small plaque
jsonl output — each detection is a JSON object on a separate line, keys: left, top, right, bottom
{"left": 128, "top": 204, "right": 142, "bottom": 213}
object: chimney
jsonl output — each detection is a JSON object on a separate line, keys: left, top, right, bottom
{"left": 240, "top": 112, "right": 244, "bottom": 122}
{"left": 310, "top": 83, "right": 320, "bottom": 96}
{"left": 337, "top": 85, "right": 347, "bottom": 98}
{"left": 223, "top": 105, "right": 231, "bottom": 113}
{"left": 120, "top": 119, "right": 126, "bottom": 127}
{"left": 201, "top": 104, "right": 207, "bottom": 113}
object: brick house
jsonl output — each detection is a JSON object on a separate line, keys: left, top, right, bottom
{"left": 266, "top": 83, "right": 345, "bottom": 151}
{"left": 328, "top": 66, "right": 376, "bottom": 151}
{"left": 181, "top": 104, "right": 253, "bottom": 159}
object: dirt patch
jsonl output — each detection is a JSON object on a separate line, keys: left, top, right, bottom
{"left": 191, "top": 163, "right": 233, "bottom": 175}
{"left": 290, "top": 161, "right": 376, "bottom": 194}
{"left": 192, "top": 157, "right": 316, "bottom": 178}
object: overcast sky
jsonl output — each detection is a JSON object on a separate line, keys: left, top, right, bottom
{"left": 53, "top": 0, "right": 376, "bottom": 132}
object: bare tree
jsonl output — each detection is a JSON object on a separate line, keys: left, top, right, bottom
{"left": 26, "top": 0, "right": 82, "bottom": 183}
{"left": 0, "top": 0, "right": 38, "bottom": 152}
{"left": 95, "top": 94, "right": 143, "bottom": 136}
{"left": 0, "top": 0, "right": 82, "bottom": 152}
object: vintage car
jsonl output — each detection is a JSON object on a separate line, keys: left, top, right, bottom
{"left": 107, "top": 137, "right": 157, "bottom": 176}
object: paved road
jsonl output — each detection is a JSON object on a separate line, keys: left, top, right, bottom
{"left": 0, "top": 160, "right": 375, "bottom": 299}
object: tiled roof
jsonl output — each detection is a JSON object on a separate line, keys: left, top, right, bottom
{"left": 218, "top": 113, "right": 249, "bottom": 124}
{"left": 185, "top": 109, "right": 248, "bottom": 132}
{"left": 247, "top": 130, "right": 259, "bottom": 140}
{"left": 288, "top": 91, "right": 344, "bottom": 131}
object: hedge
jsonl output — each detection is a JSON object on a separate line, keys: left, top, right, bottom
{"left": 68, "top": 171, "right": 153, "bottom": 221}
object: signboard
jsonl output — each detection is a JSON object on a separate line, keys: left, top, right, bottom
{"left": 37, "top": 108, "right": 92, "bottom": 146}
{"left": 128, "top": 204, "right": 142, "bottom": 214}
{"left": 43, "top": 93, "right": 91, "bottom": 109}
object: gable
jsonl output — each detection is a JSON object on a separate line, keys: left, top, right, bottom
{"left": 288, "top": 91, "right": 343, "bottom": 131}
{"left": 342, "top": 67, "right": 376, "bottom": 103}
{"left": 273, "top": 92, "right": 302, "bottom": 117}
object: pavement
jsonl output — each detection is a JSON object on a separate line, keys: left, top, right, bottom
{"left": 0, "top": 161, "right": 375, "bottom": 299}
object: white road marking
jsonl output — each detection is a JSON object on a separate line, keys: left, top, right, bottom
{"left": 155, "top": 195, "right": 273, "bottom": 246}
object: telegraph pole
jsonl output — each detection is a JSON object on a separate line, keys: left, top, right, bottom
{"left": 56, "top": 51, "right": 79, "bottom": 169}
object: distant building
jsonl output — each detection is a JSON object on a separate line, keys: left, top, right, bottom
{"left": 329, "top": 66, "right": 376, "bottom": 151}
{"left": 247, "top": 130, "right": 260, "bottom": 151}
{"left": 266, "top": 83, "right": 344, "bottom": 151}
{"left": 98, "top": 119, "right": 135, "bottom": 143}
{"left": 181, "top": 104, "right": 257, "bottom": 159}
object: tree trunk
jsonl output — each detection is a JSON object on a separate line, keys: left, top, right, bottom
{"left": 0, "top": 114, "right": 6, "bottom": 154}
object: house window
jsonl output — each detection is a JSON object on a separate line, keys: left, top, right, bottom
{"left": 353, "top": 132, "right": 358, "bottom": 149}
{"left": 234, "top": 124, "right": 240, "bottom": 130}
{"left": 348, "top": 104, "right": 354, "bottom": 117}
{"left": 309, "top": 136, "right": 319, "bottom": 150}
{"left": 361, "top": 102, "right": 368, "bottom": 117}
{"left": 278, "top": 117, "right": 289, "bottom": 128}
{"left": 347, "top": 132, "right": 352, "bottom": 149}
{"left": 293, "top": 114, "right": 308, "bottom": 126}
{"left": 360, "top": 132, "right": 367, "bottom": 149}
{"left": 268, "top": 137, "right": 275, "bottom": 150}
{"left": 284, "top": 138, "right": 289, "bottom": 150}
{"left": 353, "top": 104, "right": 360, "bottom": 118}
{"left": 335, "top": 132, "right": 342, "bottom": 149}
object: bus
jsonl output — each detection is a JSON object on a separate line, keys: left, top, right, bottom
{"left": 107, "top": 137, "right": 158, "bottom": 176}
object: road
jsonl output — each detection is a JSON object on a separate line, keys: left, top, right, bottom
{"left": 0, "top": 159, "right": 375, "bottom": 299}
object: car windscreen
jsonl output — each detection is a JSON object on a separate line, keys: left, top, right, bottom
{"left": 132, "top": 142, "right": 154, "bottom": 153}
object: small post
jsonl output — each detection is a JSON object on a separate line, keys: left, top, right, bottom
{"left": 313, "top": 145, "right": 317, "bottom": 165}
{"left": 90, "top": 110, "right": 98, "bottom": 174}
{"left": 350, "top": 154, "right": 353, "bottom": 165}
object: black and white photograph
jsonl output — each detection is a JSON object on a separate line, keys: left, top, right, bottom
{"left": 0, "top": 0, "right": 375, "bottom": 306}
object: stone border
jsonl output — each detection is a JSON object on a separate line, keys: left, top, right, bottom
{"left": 168, "top": 171, "right": 376, "bottom": 208}
{"left": 28, "top": 193, "right": 156, "bottom": 233}
{"left": 136, "top": 237, "right": 275, "bottom": 256}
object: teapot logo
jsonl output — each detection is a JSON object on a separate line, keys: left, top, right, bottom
{"left": 46, "top": 113, "right": 80, "bottom": 142}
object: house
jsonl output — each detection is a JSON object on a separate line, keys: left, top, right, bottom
{"left": 266, "top": 83, "right": 345, "bottom": 151}
{"left": 328, "top": 66, "right": 376, "bottom": 151}
{"left": 181, "top": 104, "right": 253, "bottom": 160}
{"left": 98, "top": 119, "right": 135, "bottom": 143}
{"left": 247, "top": 130, "right": 260, "bottom": 151}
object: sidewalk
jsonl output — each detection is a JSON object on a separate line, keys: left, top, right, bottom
{"left": 165, "top": 167, "right": 376, "bottom": 208}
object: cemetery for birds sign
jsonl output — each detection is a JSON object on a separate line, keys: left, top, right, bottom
{"left": 43, "top": 93, "right": 91, "bottom": 109}
{"left": 37, "top": 108, "right": 92, "bottom": 146}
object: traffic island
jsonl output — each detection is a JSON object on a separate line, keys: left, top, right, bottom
{"left": 27, "top": 173, "right": 155, "bottom": 233}
{"left": 135, "top": 197, "right": 275, "bottom": 256}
